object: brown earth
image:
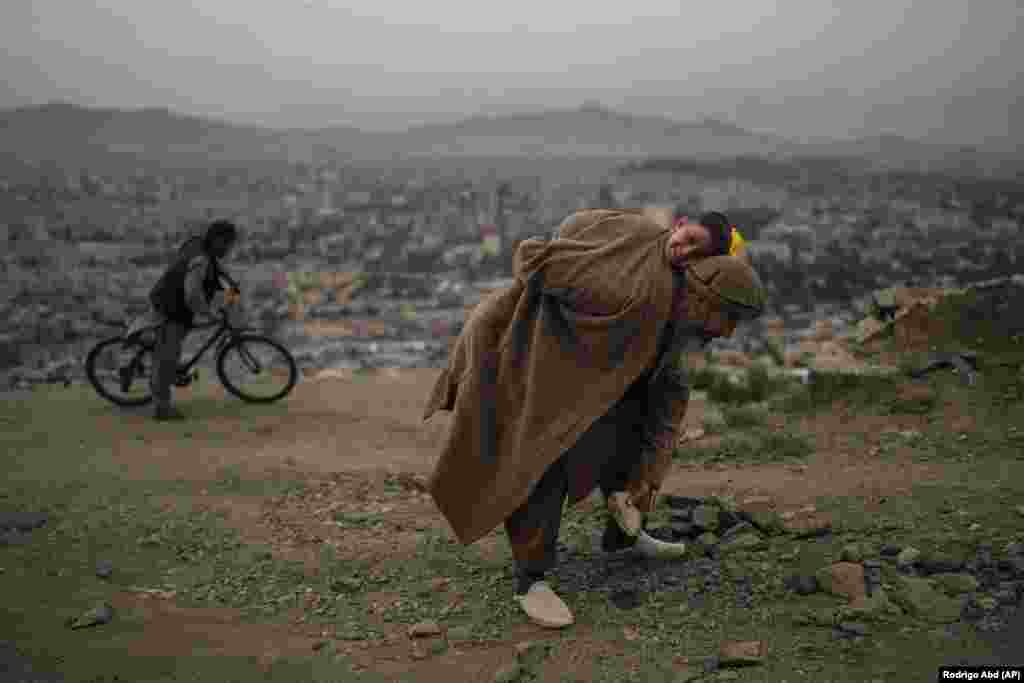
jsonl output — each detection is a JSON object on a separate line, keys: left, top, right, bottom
{"left": 98, "top": 367, "right": 958, "bottom": 679}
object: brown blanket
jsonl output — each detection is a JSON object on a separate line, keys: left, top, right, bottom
{"left": 423, "top": 209, "right": 679, "bottom": 544}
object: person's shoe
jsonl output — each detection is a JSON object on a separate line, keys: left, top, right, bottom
{"left": 631, "top": 530, "right": 688, "bottom": 560}
{"left": 515, "top": 581, "right": 574, "bottom": 629}
{"left": 153, "top": 403, "right": 185, "bottom": 421}
{"left": 606, "top": 491, "right": 642, "bottom": 538}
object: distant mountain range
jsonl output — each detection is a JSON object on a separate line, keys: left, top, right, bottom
{"left": 1, "top": 101, "right": 1020, "bottom": 178}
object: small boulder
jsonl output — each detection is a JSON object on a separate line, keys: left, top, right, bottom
{"left": 785, "top": 574, "right": 819, "bottom": 595}
{"left": 67, "top": 602, "right": 114, "bottom": 630}
{"left": 95, "top": 560, "right": 114, "bottom": 580}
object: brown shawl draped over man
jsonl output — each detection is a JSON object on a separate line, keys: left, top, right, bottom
{"left": 423, "top": 208, "right": 688, "bottom": 546}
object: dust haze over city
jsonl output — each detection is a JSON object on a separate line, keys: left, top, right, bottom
{"left": 5, "top": 1, "right": 1024, "bottom": 680}
{"left": 1, "top": 0, "right": 1023, "bottom": 376}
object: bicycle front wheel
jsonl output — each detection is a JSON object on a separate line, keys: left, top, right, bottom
{"left": 216, "top": 335, "right": 297, "bottom": 404}
{"left": 85, "top": 336, "right": 155, "bottom": 407}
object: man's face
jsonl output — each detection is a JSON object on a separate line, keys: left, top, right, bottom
{"left": 666, "top": 218, "right": 712, "bottom": 268}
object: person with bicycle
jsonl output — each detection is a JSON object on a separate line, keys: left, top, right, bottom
{"left": 137, "top": 219, "right": 242, "bottom": 421}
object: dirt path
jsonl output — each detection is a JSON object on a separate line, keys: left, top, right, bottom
{"left": 82, "top": 367, "right": 974, "bottom": 679}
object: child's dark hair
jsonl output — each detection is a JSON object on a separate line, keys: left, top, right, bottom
{"left": 698, "top": 212, "right": 732, "bottom": 256}
{"left": 204, "top": 219, "right": 238, "bottom": 248}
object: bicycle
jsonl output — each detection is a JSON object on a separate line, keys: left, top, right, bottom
{"left": 85, "top": 306, "right": 298, "bottom": 407}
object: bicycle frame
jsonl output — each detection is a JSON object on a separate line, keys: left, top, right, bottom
{"left": 140, "top": 311, "right": 263, "bottom": 377}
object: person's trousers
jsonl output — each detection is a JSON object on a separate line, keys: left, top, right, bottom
{"left": 150, "top": 319, "right": 189, "bottom": 406}
{"left": 504, "top": 377, "right": 687, "bottom": 591}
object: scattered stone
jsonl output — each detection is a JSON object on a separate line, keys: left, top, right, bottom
{"left": 880, "top": 544, "right": 902, "bottom": 558}
{"left": 610, "top": 589, "right": 643, "bottom": 610}
{"left": 837, "top": 621, "right": 870, "bottom": 637}
{"left": 896, "top": 547, "right": 921, "bottom": 570}
{"left": 1006, "top": 541, "right": 1024, "bottom": 557}
{"left": 1007, "top": 557, "right": 1024, "bottom": 578}
{"left": 918, "top": 553, "right": 965, "bottom": 575}
{"left": 67, "top": 602, "right": 114, "bottom": 630}
{"left": 931, "top": 573, "right": 980, "bottom": 596}
{"left": 840, "top": 543, "right": 865, "bottom": 564}
{"left": 408, "top": 620, "right": 442, "bottom": 638}
{"left": 0, "top": 530, "right": 30, "bottom": 546}
{"left": 665, "top": 495, "right": 705, "bottom": 510}
{"left": 670, "top": 521, "right": 696, "bottom": 539}
{"left": 815, "top": 563, "right": 867, "bottom": 604}
{"left": 692, "top": 505, "right": 721, "bottom": 532}
{"left": 889, "top": 576, "right": 963, "bottom": 623}
{"left": 95, "top": 560, "right": 113, "bottom": 580}
{"left": 993, "top": 588, "right": 1018, "bottom": 606}
{"left": 0, "top": 512, "right": 49, "bottom": 532}
{"left": 785, "top": 574, "right": 819, "bottom": 595}
{"left": 702, "top": 655, "right": 721, "bottom": 673}
{"left": 718, "top": 640, "right": 768, "bottom": 667}
{"left": 717, "top": 509, "right": 742, "bottom": 530}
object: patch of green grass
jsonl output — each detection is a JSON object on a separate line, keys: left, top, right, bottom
{"left": 775, "top": 370, "right": 923, "bottom": 415}
{"left": 676, "top": 428, "right": 814, "bottom": 466}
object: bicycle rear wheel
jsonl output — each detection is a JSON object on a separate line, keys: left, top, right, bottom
{"left": 216, "top": 335, "right": 297, "bottom": 404}
{"left": 85, "top": 336, "right": 155, "bottom": 407}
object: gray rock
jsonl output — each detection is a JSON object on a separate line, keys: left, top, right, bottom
{"left": 0, "top": 511, "right": 49, "bottom": 532}
{"left": 610, "top": 589, "right": 643, "bottom": 610}
{"left": 785, "top": 574, "right": 819, "bottom": 595}
{"left": 95, "top": 560, "right": 113, "bottom": 580}
{"left": 664, "top": 495, "right": 705, "bottom": 510}
{"left": 703, "top": 655, "right": 721, "bottom": 673}
{"left": 919, "top": 554, "right": 965, "bottom": 575}
{"left": 67, "top": 602, "right": 114, "bottom": 629}
{"left": 0, "top": 530, "right": 31, "bottom": 546}
{"left": 1006, "top": 541, "right": 1024, "bottom": 557}
{"left": 692, "top": 505, "right": 721, "bottom": 532}
{"left": 880, "top": 544, "right": 902, "bottom": 557}
{"left": 837, "top": 621, "right": 870, "bottom": 636}
{"left": 670, "top": 521, "right": 697, "bottom": 539}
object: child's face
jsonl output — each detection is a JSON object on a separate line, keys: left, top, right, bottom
{"left": 666, "top": 218, "right": 713, "bottom": 268}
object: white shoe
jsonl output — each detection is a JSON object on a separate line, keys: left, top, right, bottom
{"left": 607, "top": 492, "right": 642, "bottom": 538}
{"left": 631, "top": 530, "right": 688, "bottom": 560}
{"left": 515, "top": 581, "right": 574, "bottom": 629}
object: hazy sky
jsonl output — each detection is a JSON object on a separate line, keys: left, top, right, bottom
{"left": 1, "top": 0, "right": 1021, "bottom": 144}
